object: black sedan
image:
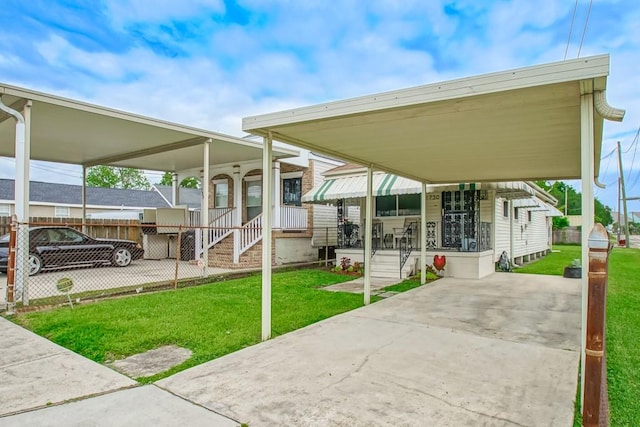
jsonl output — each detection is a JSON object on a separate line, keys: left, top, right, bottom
{"left": 0, "top": 226, "right": 144, "bottom": 276}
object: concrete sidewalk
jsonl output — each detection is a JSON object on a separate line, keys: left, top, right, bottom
{"left": 0, "top": 317, "right": 237, "bottom": 426}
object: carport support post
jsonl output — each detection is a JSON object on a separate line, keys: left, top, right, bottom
{"left": 81, "top": 165, "right": 87, "bottom": 232}
{"left": 363, "top": 166, "right": 373, "bottom": 305}
{"left": 421, "top": 183, "right": 427, "bottom": 284}
{"left": 580, "top": 92, "right": 595, "bottom": 410}
{"left": 261, "top": 133, "right": 273, "bottom": 340}
{"left": 172, "top": 173, "right": 179, "bottom": 206}
{"left": 509, "top": 199, "right": 515, "bottom": 266}
{"left": 201, "top": 139, "right": 211, "bottom": 276}
{"left": 12, "top": 100, "right": 31, "bottom": 306}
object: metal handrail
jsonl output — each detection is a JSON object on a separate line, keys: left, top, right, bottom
{"left": 399, "top": 222, "right": 416, "bottom": 276}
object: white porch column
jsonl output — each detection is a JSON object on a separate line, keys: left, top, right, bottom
{"left": 82, "top": 165, "right": 87, "bottom": 232}
{"left": 172, "top": 172, "right": 179, "bottom": 206}
{"left": 272, "top": 161, "right": 281, "bottom": 229}
{"left": 11, "top": 100, "right": 31, "bottom": 305}
{"left": 580, "top": 92, "right": 595, "bottom": 410}
{"left": 509, "top": 199, "right": 515, "bottom": 266}
{"left": 232, "top": 165, "right": 242, "bottom": 264}
{"left": 262, "top": 133, "right": 274, "bottom": 340}
{"left": 201, "top": 139, "right": 211, "bottom": 276}
{"left": 363, "top": 166, "right": 373, "bottom": 305}
{"left": 421, "top": 183, "right": 427, "bottom": 284}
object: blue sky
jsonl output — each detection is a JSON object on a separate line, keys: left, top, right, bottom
{"left": 1, "top": 0, "right": 639, "bottom": 212}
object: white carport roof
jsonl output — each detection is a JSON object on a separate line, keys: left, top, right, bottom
{"left": 243, "top": 55, "right": 621, "bottom": 183}
{"left": 0, "top": 82, "right": 298, "bottom": 172}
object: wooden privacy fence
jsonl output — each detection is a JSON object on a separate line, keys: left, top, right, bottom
{"left": 0, "top": 217, "right": 142, "bottom": 243}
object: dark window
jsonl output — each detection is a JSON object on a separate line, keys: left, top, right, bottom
{"left": 398, "top": 194, "right": 421, "bottom": 216}
{"left": 246, "top": 180, "right": 262, "bottom": 221}
{"left": 514, "top": 207, "right": 519, "bottom": 220}
{"left": 375, "top": 195, "right": 396, "bottom": 216}
{"left": 528, "top": 210, "right": 532, "bottom": 222}
{"left": 282, "top": 177, "right": 302, "bottom": 206}
{"left": 503, "top": 201, "right": 509, "bottom": 218}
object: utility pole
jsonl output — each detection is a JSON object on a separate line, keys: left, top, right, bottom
{"left": 617, "top": 141, "right": 631, "bottom": 248}
{"left": 617, "top": 177, "right": 621, "bottom": 244}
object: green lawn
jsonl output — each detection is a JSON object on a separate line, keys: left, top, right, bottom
{"left": 514, "top": 244, "right": 581, "bottom": 276}
{"left": 515, "top": 244, "right": 640, "bottom": 426}
{"left": 11, "top": 269, "right": 379, "bottom": 382}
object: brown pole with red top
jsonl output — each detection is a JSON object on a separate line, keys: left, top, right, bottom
{"left": 583, "top": 223, "right": 611, "bottom": 426}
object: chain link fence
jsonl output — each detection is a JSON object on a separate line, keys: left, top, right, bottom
{"left": 1, "top": 220, "right": 260, "bottom": 309}
{"left": 1, "top": 219, "right": 348, "bottom": 310}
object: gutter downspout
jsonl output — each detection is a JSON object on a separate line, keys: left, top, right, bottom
{"left": 594, "top": 90, "right": 624, "bottom": 191}
{"left": 0, "top": 95, "right": 30, "bottom": 304}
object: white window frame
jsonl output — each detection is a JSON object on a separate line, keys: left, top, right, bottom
{"left": 0, "top": 204, "right": 10, "bottom": 217}
{"left": 213, "top": 179, "right": 229, "bottom": 208}
{"left": 55, "top": 206, "right": 71, "bottom": 218}
{"left": 503, "top": 200, "right": 509, "bottom": 218}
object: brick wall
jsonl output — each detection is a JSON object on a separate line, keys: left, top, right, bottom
{"left": 207, "top": 231, "right": 280, "bottom": 269}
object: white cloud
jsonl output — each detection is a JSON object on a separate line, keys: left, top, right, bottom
{"left": 105, "top": 0, "right": 225, "bottom": 25}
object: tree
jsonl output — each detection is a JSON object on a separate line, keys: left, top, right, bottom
{"left": 86, "top": 166, "right": 151, "bottom": 190}
{"left": 158, "top": 172, "right": 200, "bottom": 189}
{"left": 534, "top": 180, "right": 614, "bottom": 226}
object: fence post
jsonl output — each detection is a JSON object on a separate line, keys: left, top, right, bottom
{"left": 583, "top": 223, "right": 610, "bottom": 426}
{"left": 325, "top": 227, "right": 329, "bottom": 267}
{"left": 5, "top": 215, "right": 17, "bottom": 314}
{"left": 174, "top": 226, "right": 183, "bottom": 290}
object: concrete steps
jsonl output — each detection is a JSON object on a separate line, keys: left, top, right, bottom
{"left": 369, "top": 251, "right": 416, "bottom": 280}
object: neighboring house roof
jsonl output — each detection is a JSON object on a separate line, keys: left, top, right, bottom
{"left": 0, "top": 179, "right": 170, "bottom": 208}
{"left": 324, "top": 163, "right": 365, "bottom": 176}
{"left": 611, "top": 211, "right": 640, "bottom": 225}
{"left": 154, "top": 185, "right": 202, "bottom": 210}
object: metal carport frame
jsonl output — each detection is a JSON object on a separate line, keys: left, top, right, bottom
{"left": 243, "top": 54, "right": 625, "bottom": 409}
{"left": 0, "top": 82, "right": 298, "bottom": 306}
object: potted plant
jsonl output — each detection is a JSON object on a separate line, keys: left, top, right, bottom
{"left": 563, "top": 259, "right": 582, "bottom": 279}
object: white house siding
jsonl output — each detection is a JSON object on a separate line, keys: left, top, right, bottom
{"left": 312, "top": 204, "right": 338, "bottom": 246}
{"left": 494, "top": 197, "right": 512, "bottom": 262}
{"left": 511, "top": 201, "right": 551, "bottom": 259}
{"left": 312, "top": 158, "right": 335, "bottom": 186}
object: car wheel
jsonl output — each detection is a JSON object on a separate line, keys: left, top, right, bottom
{"left": 112, "top": 248, "right": 132, "bottom": 267}
{"left": 28, "top": 254, "right": 42, "bottom": 276}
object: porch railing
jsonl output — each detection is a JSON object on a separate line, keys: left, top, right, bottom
{"left": 189, "top": 208, "right": 233, "bottom": 227}
{"left": 399, "top": 222, "right": 417, "bottom": 274}
{"left": 239, "top": 213, "right": 263, "bottom": 255}
{"left": 280, "top": 205, "right": 308, "bottom": 230}
{"left": 208, "top": 208, "right": 235, "bottom": 249}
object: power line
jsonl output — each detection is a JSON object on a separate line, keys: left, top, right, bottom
{"left": 577, "top": 0, "right": 593, "bottom": 58}
{"left": 564, "top": 0, "right": 579, "bottom": 60}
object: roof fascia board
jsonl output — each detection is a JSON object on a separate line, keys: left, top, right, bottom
{"left": 243, "top": 54, "right": 609, "bottom": 133}
{"left": 0, "top": 84, "right": 239, "bottom": 141}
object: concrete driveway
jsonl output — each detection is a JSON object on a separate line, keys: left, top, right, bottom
{"left": 158, "top": 272, "right": 581, "bottom": 426}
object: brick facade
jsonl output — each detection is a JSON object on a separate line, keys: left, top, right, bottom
{"left": 206, "top": 161, "right": 315, "bottom": 267}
